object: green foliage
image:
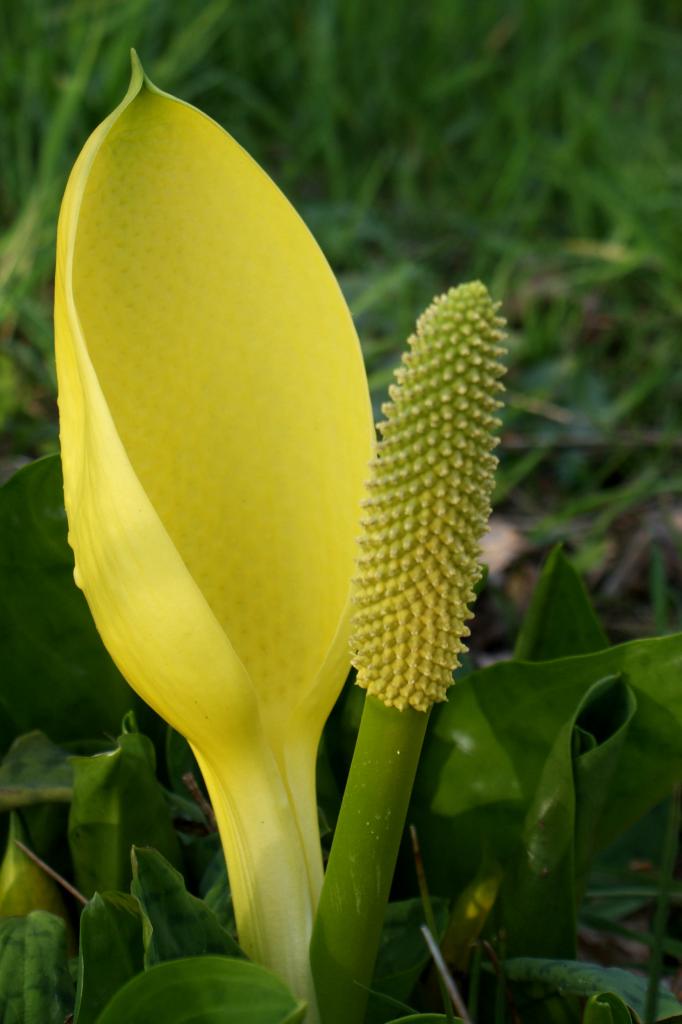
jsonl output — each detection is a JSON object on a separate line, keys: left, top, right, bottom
{"left": 384, "top": 1018, "right": 455, "bottom": 1023}
{"left": 93, "top": 956, "right": 307, "bottom": 1024}
{"left": 0, "top": 459, "right": 680, "bottom": 1021}
{"left": 583, "top": 993, "right": 636, "bottom": 1024}
{"left": 0, "top": 911, "right": 74, "bottom": 1024}
{"left": 514, "top": 545, "right": 608, "bottom": 660}
{"left": 2, "top": 6, "right": 681, "bottom": 1015}
{"left": 0, "top": 353, "right": 20, "bottom": 434}
{"left": 0, "top": 456, "right": 148, "bottom": 753}
{"left": 0, "top": 811, "right": 69, "bottom": 921}
{"left": 411, "top": 552, "right": 682, "bottom": 960}
{"left": 68, "top": 717, "right": 181, "bottom": 896}
{"left": 131, "top": 846, "right": 242, "bottom": 966}
{"left": 504, "top": 958, "right": 681, "bottom": 1022}
{"left": 202, "top": 863, "right": 236, "bottom": 932}
{"left": 2, "top": 1, "right": 682, "bottom": 578}
{"left": 74, "top": 892, "right": 144, "bottom": 1024}
{"left": 366, "top": 898, "right": 450, "bottom": 1023}
{"left": 0, "top": 731, "right": 72, "bottom": 810}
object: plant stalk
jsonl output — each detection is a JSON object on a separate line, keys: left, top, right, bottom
{"left": 194, "top": 742, "right": 320, "bottom": 1022}
{"left": 310, "top": 694, "right": 429, "bottom": 1024}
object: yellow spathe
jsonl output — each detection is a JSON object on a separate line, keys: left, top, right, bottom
{"left": 54, "top": 53, "right": 373, "bottom": 1009}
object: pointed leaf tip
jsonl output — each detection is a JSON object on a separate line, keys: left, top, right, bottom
{"left": 128, "top": 48, "right": 146, "bottom": 90}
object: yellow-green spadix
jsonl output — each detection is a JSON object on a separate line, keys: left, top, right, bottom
{"left": 310, "top": 283, "right": 506, "bottom": 1024}
{"left": 351, "top": 281, "right": 506, "bottom": 710}
{"left": 54, "top": 53, "right": 373, "bottom": 1008}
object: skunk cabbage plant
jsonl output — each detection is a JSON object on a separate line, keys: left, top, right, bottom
{"left": 54, "top": 53, "right": 373, "bottom": 1009}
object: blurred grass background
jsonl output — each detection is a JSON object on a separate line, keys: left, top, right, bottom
{"left": 1, "top": 0, "right": 681, "bottom": 641}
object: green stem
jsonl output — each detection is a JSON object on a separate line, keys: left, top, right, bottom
{"left": 310, "top": 695, "right": 429, "bottom": 1024}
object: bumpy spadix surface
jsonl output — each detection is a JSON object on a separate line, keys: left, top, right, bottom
{"left": 351, "top": 282, "right": 506, "bottom": 711}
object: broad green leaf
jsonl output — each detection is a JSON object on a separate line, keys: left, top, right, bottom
{"left": 202, "top": 876, "right": 235, "bottom": 933}
{"left": 0, "top": 911, "right": 74, "bottom": 1024}
{"left": 17, "top": 802, "right": 72, "bottom": 884}
{"left": 504, "top": 673, "right": 635, "bottom": 957}
{"left": 0, "top": 456, "right": 146, "bottom": 753}
{"left": 198, "top": 839, "right": 229, "bottom": 898}
{"left": 583, "top": 992, "right": 634, "bottom": 1023}
{"left": 573, "top": 677, "right": 637, "bottom": 892}
{"left": 504, "top": 958, "right": 681, "bottom": 1021}
{"left": 69, "top": 722, "right": 181, "bottom": 896}
{"left": 94, "top": 956, "right": 306, "bottom": 1024}
{"left": 0, "top": 812, "right": 70, "bottom": 927}
{"left": 591, "top": 799, "right": 671, "bottom": 901}
{"left": 0, "top": 731, "right": 72, "bottom": 810}
{"left": 412, "top": 634, "right": 682, "bottom": 957}
{"left": 515, "top": 545, "right": 608, "bottom": 660}
{"left": 385, "top": 1017, "right": 457, "bottom": 1023}
{"left": 74, "top": 891, "right": 144, "bottom": 1024}
{"left": 164, "top": 784, "right": 208, "bottom": 829}
{"left": 201, "top": 849, "right": 237, "bottom": 933}
{"left": 131, "top": 846, "right": 242, "bottom": 966}
{"left": 369, "top": 898, "right": 449, "bottom": 1013}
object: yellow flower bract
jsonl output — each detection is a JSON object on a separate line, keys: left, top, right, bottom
{"left": 54, "top": 54, "right": 373, "bottom": 1005}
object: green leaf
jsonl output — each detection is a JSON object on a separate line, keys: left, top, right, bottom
{"left": 412, "top": 634, "right": 682, "bottom": 957}
{"left": 0, "top": 731, "right": 72, "bottom": 810}
{"left": 94, "top": 956, "right": 306, "bottom": 1024}
{"left": 198, "top": 841, "right": 229, "bottom": 899}
{"left": 515, "top": 545, "right": 608, "bottom": 660}
{"left": 0, "top": 910, "right": 74, "bottom": 1024}
{"left": 201, "top": 850, "right": 237, "bottom": 933}
{"left": 504, "top": 673, "right": 636, "bottom": 956}
{"left": 0, "top": 811, "right": 70, "bottom": 924}
{"left": 573, "top": 677, "right": 637, "bottom": 892}
{"left": 181, "top": 830, "right": 224, "bottom": 898}
{"left": 68, "top": 723, "right": 181, "bottom": 896}
{"left": 504, "top": 958, "right": 681, "bottom": 1022}
{"left": 385, "top": 1017, "right": 457, "bottom": 1023}
{"left": 372, "top": 898, "right": 449, "bottom": 1004}
{"left": 131, "top": 846, "right": 242, "bottom": 965}
{"left": 18, "top": 801, "right": 72, "bottom": 881}
{"left": 591, "top": 800, "right": 671, "bottom": 901}
{"left": 583, "top": 992, "right": 634, "bottom": 1023}
{"left": 440, "top": 856, "right": 502, "bottom": 971}
{"left": 0, "top": 456, "right": 145, "bottom": 753}
{"left": 364, "top": 899, "right": 450, "bottom": 1024}
{"left": 74, "top": 891, "right": 144, "bottom": 1024}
